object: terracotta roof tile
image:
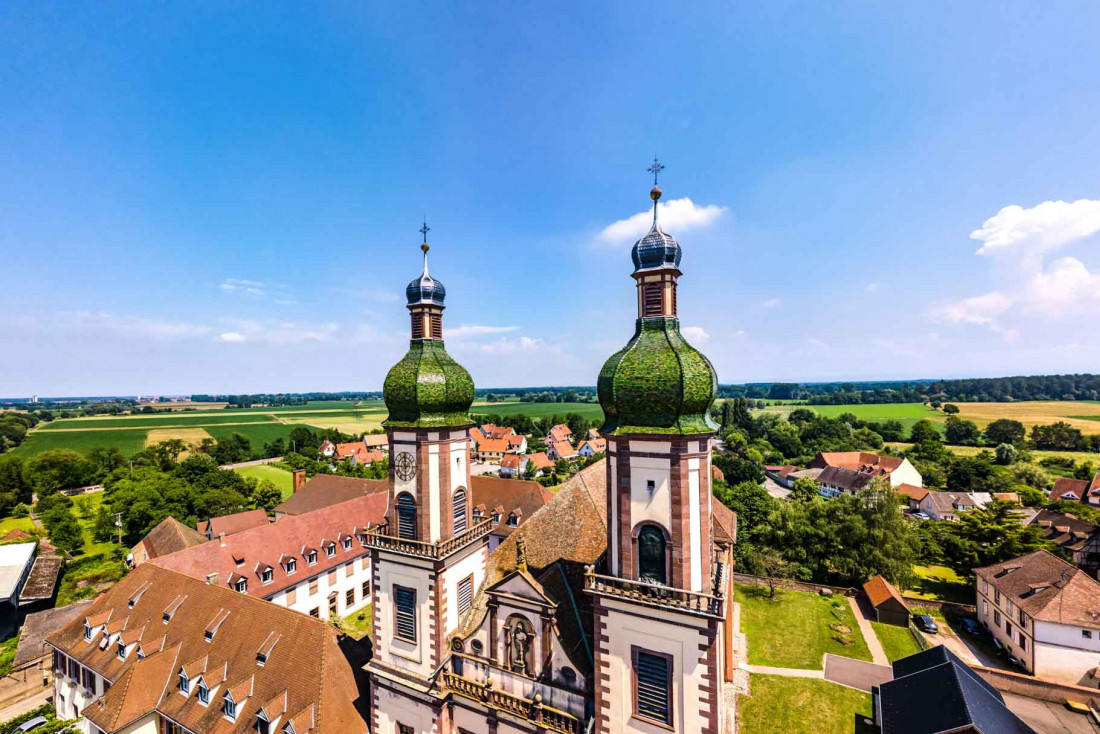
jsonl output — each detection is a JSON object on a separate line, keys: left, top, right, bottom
{"left": 136, "top": 517, "right": 207, "bottom": 561}
{"left": 1051, "top": 477, "right": 1090, "bottom": 502}
{"left": 273, "top": 474, "right": 387, "bottom": 516}
{"left": 198, "top": 509, "right": 269, "bottom": 538}
{"left": 863, "top": 575, "right": 908, "bottom": 610}
{"left": 975, "top": 550, "right": 1100, "bottom": 628}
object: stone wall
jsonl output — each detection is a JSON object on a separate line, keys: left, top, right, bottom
{"left": 975, "top": 665, "right": 1100, "bottom": 708}
{"left": 730, "top": 572, "right": 856, "bottom": 597}
{"left": 900, "top": 595, "right": 976, "bottom": 614}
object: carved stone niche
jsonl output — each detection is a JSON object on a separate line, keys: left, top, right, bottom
{"left": 503, "top": 614, "right": 536, "bottom": 676}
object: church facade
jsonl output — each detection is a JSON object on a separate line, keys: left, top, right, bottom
{"left": 367, "top": 173, "right": 737, "bottom": 734}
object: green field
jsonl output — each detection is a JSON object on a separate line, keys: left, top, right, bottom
{"left": 758, "top": 403, "right": 945, "bottom": 435}
{"left": 469, "top": 401, "right": 604, "bottom": 421}
{"left": 735, "top": 585, "right": 872, "bottom": 668}
{"left": 39, "top": 413, "right": 280, "bottom": 429}
{"left": 233, "top": 464, "right": 294, "bottom": 498}
{"left": 739, "top": 675, "right": 874, "bottom": 734}
{"left": 0, "top": 516, "right": 38, "bottom": 536}
{"left": 9, "top": 428, "right": 151, "bottom": 458}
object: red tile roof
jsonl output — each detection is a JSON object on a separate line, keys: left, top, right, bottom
{"left": 975, "top": 550, "right": 1100, "bottom": 628}
{"left": 134, "top": 517, "right": 207, "bottom": 562}
{"left": 863, "top": 575, "right": 908, "bottom": 610}
{"left": 47, "top": 564, "right": 364, "bottom": 734}
{"left": 811, "top": 451, "right": 904, "bottom": 474}
{"left": 469, "top": 476, "right": 550, "bottom": 538}
{"left": 1051, "top": 477, "right": 1090, "bottom": 502}
{"left": 550, "top": 440, "right": 576, "bottom": 459}
{"left": 155, "top": 493, "right": 386, "bottom": 598}
{"left": 474, "top": 438, "right": 508, "bottom": 454}
{"left": 197, "top": 509, "right": 269, "bottom": 538}
{"left": 527, "top": 452, "right": 553, "bottom": 470}
{"left": 334, "top": 443, "right": 384, "bottom": 464}
{"left": 273, "top": 474, "right": 387, "bottom": 516}
{"left": 895, "top": 484, "right": 930, "bottom": 502}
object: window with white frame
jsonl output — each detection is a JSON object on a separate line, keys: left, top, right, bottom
{"left": 286, "top": 558, "right": 297, "bottom": 574}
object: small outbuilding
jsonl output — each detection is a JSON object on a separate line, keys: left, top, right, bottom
{"left": 863, "top": 575, "right": 911, "bottom": 627}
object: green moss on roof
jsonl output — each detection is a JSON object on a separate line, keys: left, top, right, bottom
{"left": 597, "top": 317, "right": 718, "bottom": 436}
{"left": 383, "top": 339, "right": 474, "bottom": 428}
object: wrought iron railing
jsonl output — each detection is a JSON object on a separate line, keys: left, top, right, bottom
{"left": 443, "top": 673, "right": 581, "bottom": 734}
{"left": 584, "top": 562, "right": 726, "bottom": 619}
{"left": 364, "top": 519, "right": 492, "bottom": 559}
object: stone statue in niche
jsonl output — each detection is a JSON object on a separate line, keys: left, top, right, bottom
{"left": 508, "top": 622, "right": 531, "bottom": 675}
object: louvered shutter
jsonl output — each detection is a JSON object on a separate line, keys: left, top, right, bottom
{"left": 458, "top": 576, "right": 473, "bottom": 614}
{"left": 395, "top": 586, "right": 417, "bottom": 641}
{"left": 635, "top": 651, "right": 670, "bottom": 724}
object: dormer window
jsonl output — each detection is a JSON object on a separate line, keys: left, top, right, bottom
{"left": 236, "top": 579, "right": 248, "bottom": 593}
{"left": 507, "top": 513, "right": 518, "bottom": 527}
{"left": 256, "top": 652, "right": 267, "bottom": 667}
{"left": 491, "top": 511, "right": 500, "bottom": 524}
{"left": 83, "top": 623, "right": 92, "bottom": 642}
{"left": 342, "top": 537, "right": 352, "bottom": 551}
{"left": 198, "top": 680, "right": 209, "bottom": 704}
{"left": 179, "top": 672, "right": 189, "bottom": 693}
{"left": 286, "top": 558, "right": 296, "bottom": 575}
{"left": 307, "top": 550, "right": 317, "bottom": 565}
{"left": 205, "top": 630, "right": 215, "bottom": 642}
{"left": 117, "top": 640, "right": 127, "bottom": 659}
{"left": 223, "top": 694, "right": 237, "bottom": 721}
{"left": 261, "top": 568, "right": 273, "bottom": 584}
{"left": 255, "top": 714, "right": 270, "bottom": 734}
{"left": 326, "top": 543, "right": 336, "bottom": 558}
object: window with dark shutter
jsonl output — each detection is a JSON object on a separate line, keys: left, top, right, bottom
{"left": 458, "top": 575, "right": 473, "bottom": 615}
{"left": 397, "top": 494, "right": 417, "bottom": 540}
{"left": 453, "top": 489, "right": 467, "bottom": 534}
{"left": 634, "top": 649, "right": 671, "bottom": 725}
{"left": 394, "top": 586, "right": 417, "bottom": 642}
{"left": 411, "top": 313, "right": 424, "bottom": 340}
{"left": 642, "top": 283, "right": 663, "bottom": 317}
{"left": 430, "top": 313, "right": 443, "bottom": 340}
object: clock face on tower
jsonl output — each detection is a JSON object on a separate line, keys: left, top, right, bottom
{"left": 394, "top": 452, "right": 417, "bottom": 481}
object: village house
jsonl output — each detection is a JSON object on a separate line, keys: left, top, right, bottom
{"left": 547, "top": 439, "right": 576, "bottom": 463}
{"left": 525, "top": 451, "right": 554, "bottom": 475}
{"left": 196, "top": 509, "right": 269, "bottom": 541}
{"left": 1027, "top": 509, "right": 1100, "bottom": 578}
{"left": 154, "top": 492, "right": 386, "bottom": 621}
{"left": 810, "top": 450, "right": 923, "bottom": 488}
{"left": 333, "top": 441, "right": 385, "bottom": 465}
{"left": 546, "top": 422, "right": 572, "bottom": 445}
{"left": 504, "top": 433, "right": 527, "bottom": 454}
{"left": 45, "top": 563, "right": 367, "bottom": 734}
{"left": 1050, "top": 474, "right": 1100, "bottom": 505}
{"left": 470, "top": 435, "right": 508, "bottom": 463}
{"left": 576, "top": 437, "right": 606, "bottom": 457}
{"left": 815, "top": 466, "right": 874, "bottom": 498}
{"left": 130, "top": 517, "right": 207, "bottom": 567}
{"left": 477, "top": 423, "right": 516, "bottom": 440}
{"left": 763, "top": 464, "right": 798, "bottom": 488}
{"left": 497, "top": 453, "right": 528, "bottom": 478}
{"left": 913, "top": 490, "right": 977, "bottom": 521}
{"left": 975, "top": 550, "right": 1100, "bottom": 685}
{"left": 318, "top": 439, "right": 337, "bottom": 458}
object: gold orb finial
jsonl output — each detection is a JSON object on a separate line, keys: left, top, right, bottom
{"left": 650, "top": 186, "right": 662, "bottom": 201}
{"left": 421, "top": 243, "right": 430, "bottom": 253}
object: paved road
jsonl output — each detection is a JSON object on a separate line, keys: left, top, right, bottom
{"left": 0, "top": 687, "right": 51, "bottom": 723}
{"left": 1003, "top": 692, "right": 1100, "bottom": 734}
{"left": 849, "top": 596, "right": 890, "bottom": 666}
{"left": 823, "top": 654, "right": 893, "bottom": 692}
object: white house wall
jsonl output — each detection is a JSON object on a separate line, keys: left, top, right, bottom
{"left": 1034, "top": 620, "right": 1100, "bottom": 684}
{"left": 268, "top": 554, "right": 372, "bottom": 620}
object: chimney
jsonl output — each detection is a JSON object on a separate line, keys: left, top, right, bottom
{"left": 292, "top": 469, "right": 306, "bottom": 494}
{"left": 219, "top": 532, "right": 226, "bottom": 547}
{"left": 206, "top": 572, "right": 218, "bottom": 585}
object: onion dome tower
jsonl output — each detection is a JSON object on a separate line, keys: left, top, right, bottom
{"left": 383, "top": 225, "right": 475, "bottom": 429}
{"left": 597, "top": 161, "right": 718, "bottom": 436}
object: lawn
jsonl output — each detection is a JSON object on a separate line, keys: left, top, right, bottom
{"left": 0, "top": 516, "right": 38, "bottom": 537}
{"left": 871, "top": 622, "right": 922, "bottom": 662}
{"left": 71, "top": 492, "right": 117, "bottom": 558}
{"left": 739, "top": 675, "right": 874, "bottom": 734}
{"left": 234, "top": 464, "right": 294, "bottom": 498}
{"left": 905, "top": 565, "right": 972, "bottom": 604}
{"left": 338, "top": 605, "right": 373, "bottom": 641}
{"left": 735, "top": 585, "right": 872, "bottom": 668}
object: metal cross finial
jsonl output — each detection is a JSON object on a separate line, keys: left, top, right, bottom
{"left": 647, "top": 155, "right": 665, "bottom": 186}
{"left": 419, "top": 219, "right": 430, "bottom": 243}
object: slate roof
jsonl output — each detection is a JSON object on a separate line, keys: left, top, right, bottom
{"left": 878, "top": 646, "right": 1034, "bottom": 733}
{"left": 153, "top": 493, "right": 387, "bottom": 598}
{"left": 197, "top": 509, "right": 269, "bottom": 538}
{"left": 136, "top": 517, "right": 207, "bottom": 561}
{"left": 13, "top": 600, "right": 94, "bottom": 670}
{"left": 273, "top": 474, "right": 388, "bottom": 516}
{"left": 975, "top": 550, "right": 1100, "bottom": 627}
{"left": 46, "top": 564, "right": 365, "bottom": 734}
{"left": 817, "top": 466, "right": 874, "bottom": 492}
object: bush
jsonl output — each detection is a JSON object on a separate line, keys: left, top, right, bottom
{"left": 10, "top": 504, "right": 29, "bottom": 518}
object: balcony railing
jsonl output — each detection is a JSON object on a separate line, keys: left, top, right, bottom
{"left": 585, "top": 561, "right": 726, "bottom": 619}
{"left": 443, "top": 672, "right": 581, "bottom": 734}
{"left": 364, "top": 519, "right": 493, "bottom": 560}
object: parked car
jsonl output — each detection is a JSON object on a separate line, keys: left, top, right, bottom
{"left": 914, "top": 615, "right": 939, "bottom": 634}
{"left": 18, "top": 718, "right": 47, "bottom": 733}
{"left": 960, "top": 618, "right": 980, "bottom": 635}
{"left": 912, "top": 512, "right": 931, "bottom": 520}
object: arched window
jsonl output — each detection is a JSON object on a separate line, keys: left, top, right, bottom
{"left": 637, "top": 525, "right": 667, "bottom": 585}
{"left": 453, "top": 488, "right": 468, "bottom": 534}
{"left": 397, "top": 493, "right": 417, "bottom": 540}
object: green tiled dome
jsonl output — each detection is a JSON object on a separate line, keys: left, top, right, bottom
{"left": 383, "top": 340, "right": 474, "bottom": 429}
{"left": 598, "top": 317, "right": 718, "bottom": 436}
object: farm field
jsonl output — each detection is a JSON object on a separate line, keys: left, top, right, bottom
{"left": 757, "top": 402, "right": 945, "bottom": 435}
{"left": 469, "top": 401, "right": 604, "bottom": 421}
{"left": 9, "top": 427, "right": 151, "bottom": 458}
{"left": 233, "top": 464, "right": 294, "bottom": 498}
{"left": 954, "top": 400, "right": 1100, "bottom": 434}
{"left": 885, "top": 442, "right": 1100, "bottom": 466}
{"left": 38, "top": 413, "right": 280, "bottom": 429}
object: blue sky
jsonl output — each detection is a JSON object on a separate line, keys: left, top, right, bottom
{"left": 3, "top": 3, "right": 1100, "bottom": 396}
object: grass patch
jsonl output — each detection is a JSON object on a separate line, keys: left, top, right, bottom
{"left": 735, "top": 585, "right": 872, "bottom": 668}
{"left": 0, "top": 632, "right": 19, "bottom": 676}
{"left": 336, "top": 605, "right": 373, "bottom": 641}
{"left": 56, "top": 553, "right": 127, "bottom": 607}
{"left": 905, "top": 565, "right": 972, "bottom": 604}
{"left": 234, "top": 464, "right": 294, "bottom": 499}
{"left": 0, "top": 516, "right": 38, "bottom": 537}
{"left": 739, "top": 675, "right": 874, "bottom": 734}
{"left": 871, "top": 622, "right": 922, "bottom": 662}
{"left": 39, "top": 413, "right": 278, "bottom": 429}
{"left": 9, "top": 428, "right": 149, "bottom": 458}
{"left": 71, "top": 493, "right": 116, "bottom": 558}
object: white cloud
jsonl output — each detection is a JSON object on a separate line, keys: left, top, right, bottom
{"left": 1026, "top": 256, "right": 1100, "bottom": 314}
{"left": 219, "top": 332, "right": 245, "bottom": 343}
{"left": 682, "top": 326, "right": 710, "bottom": 342}
{"left": 760, "top": 297, "right": 782, "bottom": 309}
{"left": 970, "top": 199, "right": 1100, "bottom": 256}
{"left": 865, "top": 283, "right": 881, "bottom": 292}
{"left": 444, "top": 324, "right": 522, "bottom": 340}
{"left": 931, "top": 291, "right": 1013, "bottom": 327}
{"left": 224, "top": 320, "right": 340, "bottom": 344}
{"left": 807, "top": 338, "right": 825, "bottom": 348}
{"left": 219, "top": 278, "right": 268, "bottom": 296}
{"left": 597, "top": 197, "right": 726, "bottom": 245}
{"left": 65, "top": 311, "right": 212, "bottom": 340}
